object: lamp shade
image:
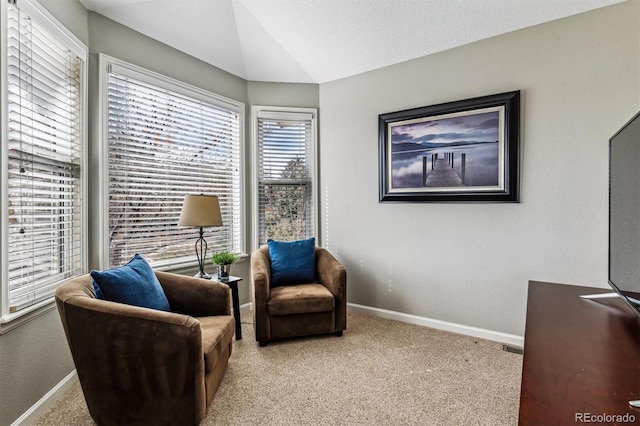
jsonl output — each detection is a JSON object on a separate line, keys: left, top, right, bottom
{"left": 178, "top": 195, "right": 223, "bottom": 227}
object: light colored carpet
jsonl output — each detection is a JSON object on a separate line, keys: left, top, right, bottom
{"left": 35, "top": 310, "right": 523, "bottom": 425}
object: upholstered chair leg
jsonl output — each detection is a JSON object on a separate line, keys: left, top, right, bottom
{"left": 335, "top": 331, "right": 343, "bottom": 337}
{"left": 259, "top": 341, "right": 268, "bottom": 347}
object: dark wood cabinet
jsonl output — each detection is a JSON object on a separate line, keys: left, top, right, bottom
{"left": 519, "top": 281, "right": 640, "bottom": 425}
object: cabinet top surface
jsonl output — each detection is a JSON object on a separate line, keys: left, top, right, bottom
{"left": 519, "top": 281, "right": 640, "bottom": 425}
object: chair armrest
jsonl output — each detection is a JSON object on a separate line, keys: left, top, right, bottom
{"left": 316, "top": 248, "right": 346, "bottom": 298}
{"left": 251, "top": 248, "right": 271, "bottom": 304}
{"left": 155, "top": 271, "right": 231, "bottom": 317}
{"left": 251, "top": 247, "right": 271, "bottom": 342}
{"left": 316, "top": 248, "right": 347, "bottom": 332}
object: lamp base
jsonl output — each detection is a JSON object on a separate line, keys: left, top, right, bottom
{"left": 193, "top": 227, "right": 211, "bottom": 279}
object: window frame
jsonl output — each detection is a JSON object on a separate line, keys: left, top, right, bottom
{"left": 0, "top": 0, "right": 88, "bottom": 330}
{"left": 98, "top": 54, "right": 246, "bottom": 270}
{"left": 251, "top": 105, "right": 318, "bottom": 251}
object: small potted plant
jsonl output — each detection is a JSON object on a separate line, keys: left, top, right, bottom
{"left": 211, "top": 250, "right": 238, "bottom": 280}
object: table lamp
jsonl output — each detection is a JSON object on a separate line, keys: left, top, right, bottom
{"left": 178, "top": 194, "right": 223, "bottom": 279}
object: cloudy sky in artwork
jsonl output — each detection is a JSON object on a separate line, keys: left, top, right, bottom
{"left": 391, "top": 110, "right": 499, "bottom": 145}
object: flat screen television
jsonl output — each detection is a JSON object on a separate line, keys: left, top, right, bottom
{"left": 608, "top": 110, "right": 640, "bottom": 315}
{"left": 604, "top": 111, "right": 640, "bottom": 410}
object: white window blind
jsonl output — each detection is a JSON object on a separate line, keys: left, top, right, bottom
{"left": 106, "top": 67, "right": 242, "bottom": 268}
{"left": 255, "top": 109, "right": 316, "bottom": 247}
{"left": 5, "top": 0, "right": 86, "bottom": 313}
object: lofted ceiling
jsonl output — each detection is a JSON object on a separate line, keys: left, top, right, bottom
{"left": 79, "top": 0, "right": 625, "bottom": 84}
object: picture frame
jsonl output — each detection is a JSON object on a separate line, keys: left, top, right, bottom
{"left": 379, "top": 91, "right": 520, "bottom": 202}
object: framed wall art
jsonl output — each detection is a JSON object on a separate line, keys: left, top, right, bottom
{"left": 379, "top": 91, "right": 520, "bottom": 202}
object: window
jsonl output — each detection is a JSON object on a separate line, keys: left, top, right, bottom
{"left": 101, "top": 56, "right": 244, "bottom": 268}
{"left": 1, "top": 0, "right": 87, "bottom": 321}
{"left": 252, "top": 106, "right": 317, "bottom": 248}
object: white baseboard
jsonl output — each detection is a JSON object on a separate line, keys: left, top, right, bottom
{"left": 241, "top": 301, "right": 523, "bottom": 346}
{"left": 12, "top": 370, "right": 78, "bottom": 426}
{"left": 347, "top": 303, "right": 524, "bottom": 347}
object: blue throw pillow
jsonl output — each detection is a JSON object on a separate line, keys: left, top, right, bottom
{"left": 268, "top": 238, "right": 316, "bottom": 287}
{"left": 90, "top": 254, "right": 170, "bottom": 312}
{"left": 91, "top": 279, "right": 104, "bottom": 299}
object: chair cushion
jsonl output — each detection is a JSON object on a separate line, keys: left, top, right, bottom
{"left": 268, "top": 284, "right": 335, "bottom": 316}
{"left": 198, "top": 315, "right": 235, "bottom": 373}
{"left": 90, "top": 254, "right": 170, "bottom": 312}
{"left": 268, "top": 238, "right": 316, "bottom": 287}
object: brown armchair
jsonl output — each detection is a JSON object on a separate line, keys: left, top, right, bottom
{"left": 252, "top": 246, "right": 347, "bottom": 346}
{"left": 55, "top": 271, "right": 234, "bottom": 426}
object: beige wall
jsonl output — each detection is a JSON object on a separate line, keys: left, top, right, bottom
{"left": 318, "top": 0, "right": 639, "bottom": 336}
{"left": 247, "top": 81, "right": 320, "bottom": 108}
{"left": 0, "top": 308, "right": 73, "bottom": 424}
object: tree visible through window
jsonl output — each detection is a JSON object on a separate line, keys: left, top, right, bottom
{"left": 255, "top": 108, "right": 317, "bottom": 247}
{"left": 104, "top": 59, "right": 243, "bottom": 268}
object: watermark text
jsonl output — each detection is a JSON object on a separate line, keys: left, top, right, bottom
{"left": 575, "top": 412, "right": 636, "bottom": 423}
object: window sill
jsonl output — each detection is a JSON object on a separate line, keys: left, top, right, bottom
{"left": 151, "top": 253, "right": 248, "bottom": 272}
{"left": 156, "top": 253, "right": 249, "bottom": 276}
{"left": 0, "top": 298, "right": 57, "bottom": 335}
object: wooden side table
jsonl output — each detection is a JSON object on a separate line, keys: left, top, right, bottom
{"left": 519, "top": 281, "right": 640, "bottom": 425}
{"left": 212, "top": 275, "right": 243, "bottom": 340}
